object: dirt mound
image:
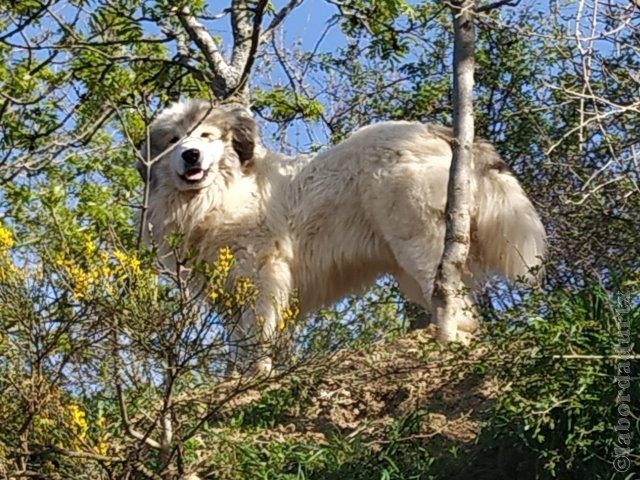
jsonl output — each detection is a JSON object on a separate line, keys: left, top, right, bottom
{"left": 220, "top": 328, "right": 498, "bottom": 447}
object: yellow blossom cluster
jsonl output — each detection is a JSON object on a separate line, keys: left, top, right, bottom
{"left": 94, "top": 416, "right": 109, "bottom": 455}
{"left": 211, "top": 275, "right": 257, "bottom": 311}
{"left": 55, "top": 257, "right": 101, "bottom": 300}
{"left": 207, "top": 246, "right": 236, "bottom": 302}
{"left": 215, "top": 275, "right": 257, "bottom": 311}
{"left": 66, "top": 403, "right": 110, "bottom": 455}
{"left": 31, "top": 392, "right": 92, "bottom": 454}
{"left": 215, "top": 246, "right": 234, "bottom": 274}
{"left": 0, "top": 225, "right": 14, "bottom": 250}
{"left": 278, "top": 299, "right": 300, "bottom": 331}
{"left": 55, "top": 246, "right": 146, "bottom": 300}
{"left": 67, "top": 403, "right": 89, "bottom": 451}
{"left": 0, "top": 225, "right": 17, "bottom": 282}
{"left": 113, "top": 249, "right": 142, "bottom": 276}
{"left": 206, "top": 247, "right": 260, "bottom": 313}
{"left": 232, "top": 276, "right": 257, "bottom": 304}
{"left": 83, "top": 235, "right": 96, "bottom": 256}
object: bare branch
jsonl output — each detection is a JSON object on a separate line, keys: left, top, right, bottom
{"left": 230, "top": 0, "right": 255, "bottom": 73}
{"left": 260, "top": 0, "right": 305, "bottom": 43}
{"left": 432, "top": 0, "right": 477, "bottom": 341}
{"left": 475, "top": 0, "right": 520, "bottom": 13}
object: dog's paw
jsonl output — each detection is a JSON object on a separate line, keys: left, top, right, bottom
{"left": 433, "top": 324, "right": 475, "bottom": 346}
{"left": 248, "top": 357, "right": 273, "bottom": 378}
{"left": 455, "top": 329, "right": 475, "bottom": 346}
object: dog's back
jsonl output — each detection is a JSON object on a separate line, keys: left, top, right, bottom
{"left": 279, "top": 121, "right": 545, "bottom": 313}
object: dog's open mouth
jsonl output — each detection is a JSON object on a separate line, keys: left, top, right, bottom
{"left": 179, "top": 167, "right": 209, "bottom": 184}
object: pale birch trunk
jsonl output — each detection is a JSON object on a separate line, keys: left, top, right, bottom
{"left": 431, "top": 0, "right": 477, "bottom": 341}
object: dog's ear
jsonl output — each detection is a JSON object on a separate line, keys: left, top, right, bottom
{"left": 227, "top": 107, "right": 258, "bottom": 164}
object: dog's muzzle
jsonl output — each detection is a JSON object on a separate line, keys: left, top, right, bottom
{"left": 179, "top": 147, "right": 208, "bottom": 183}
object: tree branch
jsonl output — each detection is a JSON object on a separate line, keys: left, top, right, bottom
{"left": 178, "top": 8, "right": 236, "bottom": 98}
{"left": 432, "top": 0, "right": 477, "bottom": 341}
{"left": 228, "top": 0, "right": 269, "bottom": 100}
{"left": 260, "top": 0, "right": 305, "bottom": 43}
{"left": 230, "top": 0, "right": 255, "bottom": 73}
{"left": 475, "top": 0, "right": 520, "bottom": 13}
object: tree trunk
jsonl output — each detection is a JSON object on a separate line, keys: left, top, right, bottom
{"left": 431, "top": 0, "right": 477, "bottom": 341}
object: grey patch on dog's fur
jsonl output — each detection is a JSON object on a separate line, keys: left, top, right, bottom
{"left": 424, "top": 125, "right": 513, "bottom": 176}
{"left": 135, "top": 100, "right": 258, "bottom": 188}
{"left": 474, "top": 142, "right": 513, "bottom": 175}
{"left": 170, "top": 101, "right": 256, "bottom": 164}
{"left": 229, "top": 112, "right": 257, "bottom": 164}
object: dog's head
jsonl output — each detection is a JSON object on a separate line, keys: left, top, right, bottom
{"left": 137, "top": 100, "right": 258, "bottom": 192}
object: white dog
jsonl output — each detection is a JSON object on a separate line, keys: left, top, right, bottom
{"left": 138, "top": 100, "right": 546, "bottom": 372}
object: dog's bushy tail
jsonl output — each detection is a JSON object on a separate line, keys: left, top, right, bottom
{"left": 473, "top": 142, "right": 546, "bottom": 282}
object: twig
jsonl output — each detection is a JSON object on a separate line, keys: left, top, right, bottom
{"left": 475, "top": 0, "right": 520, "bottom": 13}
{"left": 550, "top": 354, "right": 640, "bottom": 360}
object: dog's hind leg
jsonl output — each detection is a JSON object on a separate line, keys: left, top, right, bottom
{"left": 371, "top": 209, "right": 477, "bottom": 340}
{"left": 373, "top": 217, "right": 444, "bottom": 316}
{"left": 395, "top": 271, "right": 432, "bottom": 329}
{"left": 387, "top": 235, "right": 442, "bottom": 310}
{"left": 394, "top": 255, "right": 478, "bottom": 339}
{"left": 366, "top": 165, "right": 479, "bottom": 340}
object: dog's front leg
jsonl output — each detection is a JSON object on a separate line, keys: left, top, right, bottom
{"left": 227, "top": 255, "right": 292, "bottom": 376}
{"left": 226, "top": 308, "right": 263, "bottom": 375}
{"left": 253, "top": 255, "right": 293, "bottom": 374}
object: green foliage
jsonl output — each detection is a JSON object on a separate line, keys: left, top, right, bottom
{"left": 175, "top": 278, "right": 639, "bottom": 480}
{"left": 194, "top": 409, "right": 436, "bottom": 480}
{"left": 231, "top": 378, "right": 312, "bottom": 429}
{"left": 468, "top": 282, "right": 640, "bottom": 479}
{"left": 253, "top": 87, "right": 325, "bottom": 122}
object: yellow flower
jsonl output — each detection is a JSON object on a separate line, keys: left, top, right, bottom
{"left": 233, "top": 276, "right": 256, "bottom": 303}
{"left": 95, "top": 440, "right": 109, "bottom": 455}
{"left": 113, "top": 249, "right": 142, "bottom": 276}
{"left": 0, "top": 254, "right": 18, "bottom": 282}
{"left": 129, "top": 256, "right": 141, "bottom": 275}
{"left": 83, "top": 235, "right": 96, "bottom": 256}
{"left": 218, "top": 246, "right": 233, "bottom": 262}
{"left": 99, "top": 263, "right": 112, "bottom": 278}
{"left": 68, "top": 404, "right": 88, "bottom": 436}
{"left": 69, "top": 404, "right": 86, "bottom": 427}
{"left": 0, "top": 225, "right": 14, "bottom": 250}
{"left": 215, "top": 246, "right": 234, "bottom": 273}
{"left": 113, "top": 249, "right": 127, "bottom": 265}
{"left": 278, "top": 301, "right": 300, "bottom": 331}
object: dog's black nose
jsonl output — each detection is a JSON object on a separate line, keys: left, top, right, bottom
{"left": 182, "top": 148, "right": 200, "bottom": 165}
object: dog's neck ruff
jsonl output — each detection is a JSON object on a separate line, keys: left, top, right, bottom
{"left": 147, "top": 166, "right": 268, "bottom": 262}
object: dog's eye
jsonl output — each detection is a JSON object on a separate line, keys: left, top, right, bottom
{"left": 200, "top": 132, "right": 213, "bottom": 139}
{"left": 168, "top": 136, "right": 180, "bottom": 144}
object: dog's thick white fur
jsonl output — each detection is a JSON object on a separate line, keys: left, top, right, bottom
{"left": 138, "top": 100, "right": 546, "bottom": 372}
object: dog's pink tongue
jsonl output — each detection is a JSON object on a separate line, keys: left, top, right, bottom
{"left": 185, "top": 169, "right": 204, "bottom": 181}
